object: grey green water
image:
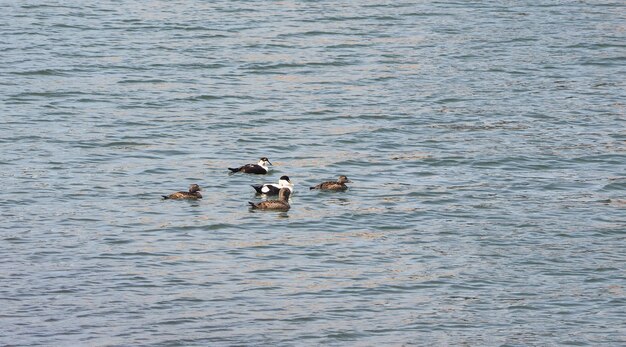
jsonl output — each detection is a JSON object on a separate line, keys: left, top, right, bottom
{"left": 1, "top": 1, "right": 625, "bottom": 346}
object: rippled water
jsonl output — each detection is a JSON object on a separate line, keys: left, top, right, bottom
{"left": 1, "top": 1, "right": 625, "bottom": 346}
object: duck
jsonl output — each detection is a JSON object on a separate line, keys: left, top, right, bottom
{"left": 162, "top": 184, "right": 202, "bottom": 199}
{"left": 248, "top": 188, "right": 291, "bottom": 211}
{"left": 310, "top": 175, "right": 352, "bottom": 191}
{"left": 228, "top": 157, "right": 272, "bottom": 174}
{"left": 252, "top": 175, "right": 294, "bottom": 195}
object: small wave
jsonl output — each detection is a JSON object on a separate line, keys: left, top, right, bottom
{"left": 277, "top": 30, "right": 342, "bottom": 38}
{"left": 102, "top": 141, "right": 152, "bottom": 148}
{"left": 9, "top": 91, "right": 90, "bottom": 99}
{"left": 242, "top": 60, "right": 356, "bottom": 72}
{"left": 117, "top": 79, "right": 168, "bottom": 84}
{"left": 20, "top": 4, "right": 78, "bottom": 9}
{"left": 429, "top": 121, "right": 529, "bottom": 131}
{"left": 12, "top": 69, "right": 69, "bottom": 76}
{"left": 602, "top": 182, "right": 626, "bottom": 191}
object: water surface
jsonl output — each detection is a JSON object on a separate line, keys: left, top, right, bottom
{"left": 1, "top": 1, "right": 625, "bottom": 346}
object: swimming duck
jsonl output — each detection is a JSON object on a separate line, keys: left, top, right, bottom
{"left": 248, "top": 188, "right": 291, "bottom": 211}
{"left": 252, "top": 175, "right": 294, "bottom": 195}
{"left": 310, "top": 175, "right": 352, "bottom": 191}
{"left": 228, "top": 157, "right": 272, "bottom": 174}
{"left": 162, "top": 184, "right": 202, "bottom": 199}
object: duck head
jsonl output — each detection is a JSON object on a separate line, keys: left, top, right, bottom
{"left": 188, "top": 184, "right": 202, "bottom": 193}
{"left": 278, "top": 175, "right": 293, "bottom": 188}
{"left": 337, "top": 175, "right": 352, "bottom": 184}
{"left": 258, "top": 157, "right": 272, "bottom": 167}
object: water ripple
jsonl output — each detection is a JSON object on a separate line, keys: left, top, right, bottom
{"left": 1, "top": 0, "right": 625, "bottom": 346}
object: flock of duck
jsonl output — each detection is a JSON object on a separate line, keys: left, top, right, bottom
{"left": 161, "top": 157, "right": 352, "bottom": 212}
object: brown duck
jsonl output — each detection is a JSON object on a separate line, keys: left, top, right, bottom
{"left": 310, "top": 175, "right": 352, "bottom": 191}
{"left": 248, "top": 188, "right": 291, "bottom": 211}
{"left": 162, "top": 184, "right": 202, "bottom": 200}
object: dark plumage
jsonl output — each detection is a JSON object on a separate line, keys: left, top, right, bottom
{"left": 248, "top": 188, "right": 291, "bottom": 211}
{"left": 251, "top": 175, "right": 293, "bottom": 195}
{"left": 162, "top": 184, "right": 202, "bottom": 200}
{"left": 252, "top": 184, "right": 279, "bottom": 195}
{"left": 310, "top": 175, "right": 352, "bottom": 191}
{"left": 228, "top": 157, "right": 272, "bottom": 174}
